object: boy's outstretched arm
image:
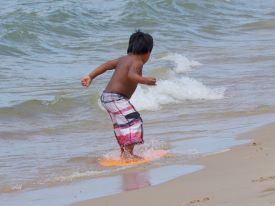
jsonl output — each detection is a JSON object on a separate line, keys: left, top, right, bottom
{"left": 81, "top": 59, "right": 119, "bottom": 88}
{"left": 128, "top": 62, "right": 156, "bottom": 85}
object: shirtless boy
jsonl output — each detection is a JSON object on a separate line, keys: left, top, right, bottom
{"left": 81, "top": 31, "right": 155, "bottom": 160}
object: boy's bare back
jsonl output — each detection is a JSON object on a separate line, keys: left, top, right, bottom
{"left": 81, "top": 53, "right": 156, "bottom": 97}
{"left": 105, "top": 55, "right": 146, "bottom": 98}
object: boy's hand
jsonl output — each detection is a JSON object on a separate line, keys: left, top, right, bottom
{"left": 145, "top": 77, "right": 157, "bottom": 85}
{"left": 81, "top": 75, "right": 92, "bottom": 88}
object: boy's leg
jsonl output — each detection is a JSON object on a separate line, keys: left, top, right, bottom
{"left": 120, "top": 144, "right": 143, "bottom": 160}
{"left": 100, "top": 92, "right": 143, "bottom": 160}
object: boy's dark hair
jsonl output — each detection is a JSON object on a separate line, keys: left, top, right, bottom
{"left": 127, "top": 30, "right": 153, "bottom": 54}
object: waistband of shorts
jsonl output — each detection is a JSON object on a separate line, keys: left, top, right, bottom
{"left": 102, "top": 91, "right": 129, "bottom": 99}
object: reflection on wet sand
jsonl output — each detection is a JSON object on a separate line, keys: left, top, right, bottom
{"left": 122, "top": 171, "right": 151, "bottom": 191}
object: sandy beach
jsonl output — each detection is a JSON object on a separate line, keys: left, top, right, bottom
{"left": 1, "top": 2, "right": 275, "bottom": 206}
{"left": 73, "top": 123, "right": 275, "bottom": 206}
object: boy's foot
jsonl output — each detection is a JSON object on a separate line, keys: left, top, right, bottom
{"left": 131, "top": 154, "right": 144, "bottom": 160}
{"left": 121, "top": 152, "right": 144, "bottom": 161}
{"left": 120, "top": 143, "right": 144, "bottom": 161}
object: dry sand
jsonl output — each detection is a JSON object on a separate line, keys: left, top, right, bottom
{"left": 73, "top": 123, "right": 275, "bottom": 206}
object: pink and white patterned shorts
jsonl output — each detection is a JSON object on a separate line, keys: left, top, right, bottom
{"left": 100, "top": 92, "right": 143, "bottom": 146}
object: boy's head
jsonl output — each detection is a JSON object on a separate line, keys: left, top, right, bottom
{"left": 127, "top": 30, "right": 153, "bottom": 55}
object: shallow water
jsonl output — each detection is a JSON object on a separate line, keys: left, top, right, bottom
{"left": 1, "top": 0, "right": 275, "bottom": 204}
{"left": 0, "top": 165, "right": 203, "bottom": 206}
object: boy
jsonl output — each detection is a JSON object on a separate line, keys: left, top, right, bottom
{"left": 81, "top": 31, "right": 156, "bottom": 160}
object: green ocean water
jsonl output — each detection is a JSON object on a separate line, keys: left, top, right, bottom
{"left": 1, "top": 0, "right": 275, "bottom": 204}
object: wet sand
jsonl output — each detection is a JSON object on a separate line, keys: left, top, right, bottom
{"left": 73, "top": 122, "right": 275, "bottom": 206}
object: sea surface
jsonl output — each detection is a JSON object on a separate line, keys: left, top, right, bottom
{"left": 1, "top": 0, "right": 275, "bottom": 205}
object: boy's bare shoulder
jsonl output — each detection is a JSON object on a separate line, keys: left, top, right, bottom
{"left": 116, "top": 55, "right": 129, "bottom": 65}
{"left": 130, "top": 59, "right": 144, "bottom": 72}
{"left": 117, "top": 55, "right": 143, "bottom": 68}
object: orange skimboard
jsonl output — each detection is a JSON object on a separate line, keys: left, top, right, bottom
{"left": 98, "top": 149, "right": 168, "bottom": 167}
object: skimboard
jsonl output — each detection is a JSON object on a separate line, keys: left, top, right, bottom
{"left": 98, "top": 149, "right": 168, "bottom": 167}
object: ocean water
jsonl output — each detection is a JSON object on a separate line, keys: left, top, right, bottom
{"left": 1, "top": 0, "right": 275, "bottom": 204}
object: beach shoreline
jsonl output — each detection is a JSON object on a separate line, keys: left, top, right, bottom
{"left": 73, "top": 122, "right": 275, "bottom": 206}
{"left": 2, "top": 2, "right": 275, "bottom": 205}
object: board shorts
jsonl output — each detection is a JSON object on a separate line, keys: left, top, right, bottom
{"left": 100, "top": 92, "right": 144, "bottom": 147}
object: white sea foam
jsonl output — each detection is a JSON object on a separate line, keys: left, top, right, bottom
{"left": 0, "top": 184, "right": 23, "bottom": 193}
{"left": 44, "top": 170, "right": 106, "bottom": 183}
{"left": 131, "top": 54, "right": 225, "bottom": 111}
{"left": 132, "top": 76, "right": 225, "bottom": 111}
{"left": 161, "top": 53, "right": 202, "bottom": 73}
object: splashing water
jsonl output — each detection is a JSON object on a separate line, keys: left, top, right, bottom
{"left": 131, "top": 54, "right": 225, "bottom": 111}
